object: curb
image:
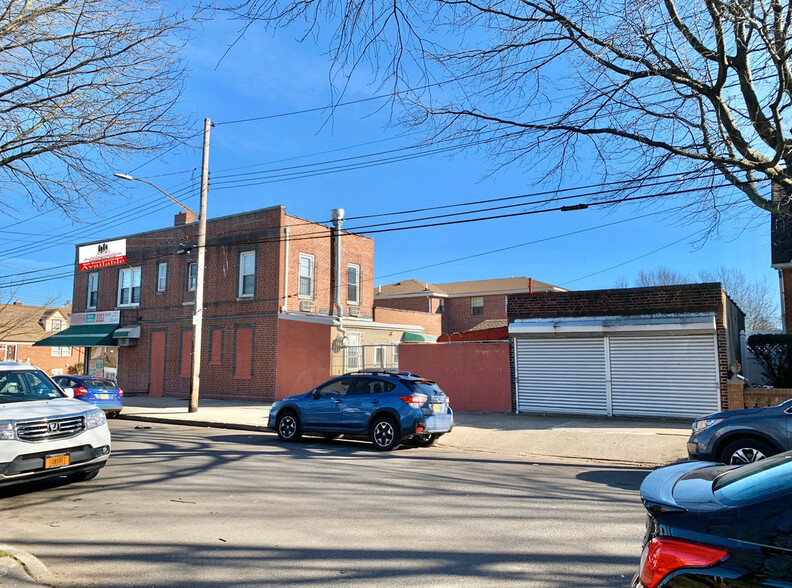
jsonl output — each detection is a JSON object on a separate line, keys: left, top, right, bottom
{"left": 119, "top": 414, "right": 270, "bottom": 433}
{"left": 0, "top": 545, "right": 53, "bottom": 586}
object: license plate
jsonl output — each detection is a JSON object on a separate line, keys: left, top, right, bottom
{"left": 97, "top": 394, "right": 110, "bottom": 400}
{"left": 45, "top": 454, "right": 70, "bottom": 469}
{"left": 432, "top": 404, "right": 443, "bottom": 413}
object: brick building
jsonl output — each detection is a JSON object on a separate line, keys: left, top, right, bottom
{"left": 374, "top": 277, "right": 565, "bottom": 335}
{"left": 54, "top": 206, "right": 430, "bottom": 401}
{"left": 1, "top": 302, "right": 84, "bottom": 375}
{"left": 508, "top": 283, "right": 745, "bottom": 418}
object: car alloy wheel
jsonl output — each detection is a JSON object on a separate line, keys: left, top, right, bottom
{"left": 371, "top": 417, "right": 399, "bottom": 451}
{"left": 276, "top": 412, "right": 302, "bottom": 442}
{"left": 730, "top": 447, "right": 767, "bottom": 465}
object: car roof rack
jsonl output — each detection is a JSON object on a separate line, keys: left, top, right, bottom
{"left": 347, "top": 368, "right": 417, "bottom": 378}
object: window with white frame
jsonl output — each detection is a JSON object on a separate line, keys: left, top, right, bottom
{"left": 347, "top": 263, "right": 360, "bottom": 304}
{"left": 157, "top": 262, "right": 168, "bottom": 292}
{"left": 471, "top": 296, "right": 484, "bottom": 315}
{"left": 117, "top": 267, "right": 141, "bottom": 307}
{"left": 299, "top": 254, "right": 314, "bottom": 298}
{"left": 239, "top": 251, "right": 255, "bottom": 297}
{"left": 345, "top": 331, "right": 362, "bottom": 371}
{"left": 187, "top": 262, "right": 197, "bottom": 292}
{"left": 50, "top": 319, "right": 62, "bottom": 332}
{"left": 51, "top": 346, "right": 72, "bottom": 357}
{"left": 87, "top": 272, "right": 99, "bottom": 309}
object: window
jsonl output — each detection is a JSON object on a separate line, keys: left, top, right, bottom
{"left": 51, "top": 319, "right": 62, "bottom": 332}
{"left": 347, "top": 263, "right": 360, "bottom": 303}
{"left": 316, "top": 378, "right": 354, "bottom": 396}
{"left": 187, "top": 262, "right": 197, "bottom": 292}
{"left": 345, "top": 331, "right": 362, "bottom": 371}
{"left": 157, "top": 262, "right": 168, "bottom": 292}
{"left": 299, "top": 254, "right": 314, "bottom": 298}
{"left": 87, "top": 272, "right": 99, "bottom": 309}
{"left": 437, "top": 298, "right": 445, "bottom": 313}
{"left": 117, "top": 267, "right": 141, "bottom": 307}
{"left": 352, "top": 378, "right": 396, "bottom": 395}
{"left": 51, "top": 346, "right": 72, "bottom": 357}
{"left": 471, "top": 296, "right": 484, "bottom": 315}
{"left": 239, "top": 251, "right": 255, "bottom": 298}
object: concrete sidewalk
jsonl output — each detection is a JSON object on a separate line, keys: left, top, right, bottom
{"left": 119, "top": 396, "right": 692, "bottom": 466}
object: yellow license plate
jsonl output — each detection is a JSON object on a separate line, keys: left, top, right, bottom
{"left": 432, "top": 404, "right": 443, "bottom": 413}
{"left": 45, "top": 454, "right": 70, "bottom": 469}
{"left": 97, "top": 394, "right": 110, "bottom": 400}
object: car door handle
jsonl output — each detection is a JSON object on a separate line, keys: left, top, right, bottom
{"left": 333, "top": 398, "right": 343, "bottom": 404}
{"left": 370, "top": 399, "right": 380, "bottom": 405}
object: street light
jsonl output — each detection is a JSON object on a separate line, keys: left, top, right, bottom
{"left": 114, "top": 118, "right": 210, "bottom": 413}
{"left": 113, "top": 173, "right": 199, "bottom": 218}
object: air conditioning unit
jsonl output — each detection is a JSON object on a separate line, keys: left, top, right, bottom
{"left": 299, "top": 299, "right": 314, "bottom": 312}
{"left": 116, "top": 338, "right": 138, "bottom": 347}
{"left": 348, "top": 305, "right": 360, "bottom": 317}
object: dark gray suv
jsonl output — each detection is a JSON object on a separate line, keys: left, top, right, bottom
{"left": 687, "top": 399, "right": 792, "bottom": 464}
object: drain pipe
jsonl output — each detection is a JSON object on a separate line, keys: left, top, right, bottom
{"left": 331, "top": 208, "right": 345, "bottom": 318}
{"left": 281, "top": 226, "right": 291, "bottom": 312}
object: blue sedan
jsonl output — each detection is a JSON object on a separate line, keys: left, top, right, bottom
{"left": 268, "top": 370, "right": 453, "bottom": 451}
{"left": 53, "top": 375, "right": 123, "bottom": 418}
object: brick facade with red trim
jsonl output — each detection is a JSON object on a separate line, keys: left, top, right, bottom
{"left": 71, "top": 206, "right": 373, "bottom": 400}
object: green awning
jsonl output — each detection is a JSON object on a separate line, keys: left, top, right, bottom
{"left": 33, "top": 324, "right": 118, "bottom": 347}
{"left": 401, "top": 332, "right": 437, "bottom": 342}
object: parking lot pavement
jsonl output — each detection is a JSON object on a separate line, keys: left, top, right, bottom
{"left": 121, "top": 396, "right": 691, "bottom": 466}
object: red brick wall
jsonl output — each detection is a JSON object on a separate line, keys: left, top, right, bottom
{"left": 443, "top": 294, "right": 506, "bottom": 334}
{"left": 373, "top": 307, "right": 442, "bottom": 337}
{"left": 276, "top": 318, "right": 331, "bottom": 399}
{"left": 508, "top": 284, "right": 734, "bottom": 410}
{"left": 18, "top": 344, "right": 84, "bottom": 376}
{"left": 374, "top": 296, "right": 433, "bottom": 313}
{"left": 398, "top": 342, "right": 512, "bottom": 412}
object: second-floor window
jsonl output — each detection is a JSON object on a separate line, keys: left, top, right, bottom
{"left": 347, "top": 263, "right": 360, "bottom": 304}
{"left": 87, "top": 272, "right": 99, "bottom": 309}
{"left": 239, "top": 251, "right": 255, "bottom": 298}
{"left": 438, "top": 298, "right": 445, "bottom": 313}
{"left": 299, "top": 254, "right": 314, "bottom": 298}
{"left": 50, "top": 319, "right": 62, "bottom": 332}
{"left": 471, "top": 296, "right": 484, "bottom": 315}
{"left": 157, "top": 262, "right": 168, "bottom": 292}
{"left": 117, "top": 267, "right": 141, "bottom": 307}
{"left": 187, "top": 262, "right": 197, "bottom": 292}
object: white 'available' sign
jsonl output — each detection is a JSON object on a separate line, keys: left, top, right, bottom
{"left": 78, "top": 239, "right": 126, "bottom": 271}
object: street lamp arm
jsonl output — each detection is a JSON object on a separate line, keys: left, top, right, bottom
{"left": 113, "top": 173, "right": 199, "bottom": 218}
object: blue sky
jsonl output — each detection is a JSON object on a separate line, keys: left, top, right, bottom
{"left": 0, "top": 12, "right": 776, "bottom": 316}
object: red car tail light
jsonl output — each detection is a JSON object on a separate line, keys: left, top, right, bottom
{"left": 118, "top": 389, "right": 124, "bottom": 396}
{"left": 399, "top": 394, "right": 428, "bottom": 408}
{"left": 74, "top": 386, "right": 88, "bottom": 397}
{"left": 639, "top": 537, "right": 730, "bottom": 588}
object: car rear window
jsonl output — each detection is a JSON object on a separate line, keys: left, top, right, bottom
{"left": 713, "top": 452, "right": 792, "bottom": 506}
{"left": 403, "top": 380, "right": 445, "bottom": 396}
{"left": 84, "top": 379, "right": 117, "bottom": 389}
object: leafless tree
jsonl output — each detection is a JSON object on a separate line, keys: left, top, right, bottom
{"left": 615, "top": 265, "right": 779, "bottom": 328}
{"left": 0, "top": 0, "right": 193, "bottom": 214}
{"left": 231, "top": 0, "right": 792, "bottom": 225}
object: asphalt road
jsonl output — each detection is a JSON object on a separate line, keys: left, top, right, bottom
{"left": 0, "top": 420, "right": 652, "bottom": 587}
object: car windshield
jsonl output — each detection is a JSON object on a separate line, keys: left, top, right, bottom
{"left": 83, "top": 379, "right": 117, "bottom": 389}
{"left": 713, "top": 452, "right": 792, "bottom": 506}
{"left": 403, "top": 380, "right": 445, "bottom": 396}
{"left": 0, "top": 370, "right": 64, "bottom": 403}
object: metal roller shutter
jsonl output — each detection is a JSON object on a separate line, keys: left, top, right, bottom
{"left": 515, "top": 338, "right": 608, "bottom": 415}
{"left": 609, "top": 335, "right": 720, "bottom": 418}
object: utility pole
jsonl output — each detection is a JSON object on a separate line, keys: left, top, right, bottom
{"left": 189, "top": 118, "right": 211, "bottom": 413}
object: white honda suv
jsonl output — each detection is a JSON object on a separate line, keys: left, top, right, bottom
{"left": 0, "top": 363, "right": 111, "bottom": 487}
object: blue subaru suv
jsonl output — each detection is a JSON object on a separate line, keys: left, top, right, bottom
{"left": 268, "top": 370, "right": 454, "bottom": 451}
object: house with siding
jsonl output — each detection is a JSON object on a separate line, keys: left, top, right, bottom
{"left": 41, "top": 206, "right": 432, "bottom": 401}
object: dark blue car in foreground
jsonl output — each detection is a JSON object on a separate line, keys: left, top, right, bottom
{"left": 268, "top": 370, "right": 453, "bottom": 451}
{"left": 634, "top": 452, "right": 792, "bottom": 587}
{"left": 53, "top": 375, "right": 123, "bottom": 417}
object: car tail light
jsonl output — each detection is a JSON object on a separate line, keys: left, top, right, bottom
{"left": 639, "top": 537, "right": 730, "bottom": 588}
{"left": 118, "top": 389, "right": 124, "bottom": 396}
{"left": 445, "top": 396, "right": 450, "bottom": 407}
{"left": 74, "top": 386, "right": 88, "bottom": 397}
{"left": 399, "top": 394, "right": 428, "bottom": 408}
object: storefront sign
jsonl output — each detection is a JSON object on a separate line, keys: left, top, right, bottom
{"left": 70, "top": 311, "right": 120, "bottom": 326}
{"left": 78, "top": 239, "right": 126, "bottom": 271}
{"left": 88, "top": 359, "right": 104, "bottom": 378}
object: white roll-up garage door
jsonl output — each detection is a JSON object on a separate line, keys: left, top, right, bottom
{"left": 515, "top": 338, "right": 608, "bottom": 415}
{"left": 609, "top": 335, "right": 720, "bottom": 418}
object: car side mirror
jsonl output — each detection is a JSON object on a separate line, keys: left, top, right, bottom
{"left": 62, "top": 387, "right": 75, "bottom": 398}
